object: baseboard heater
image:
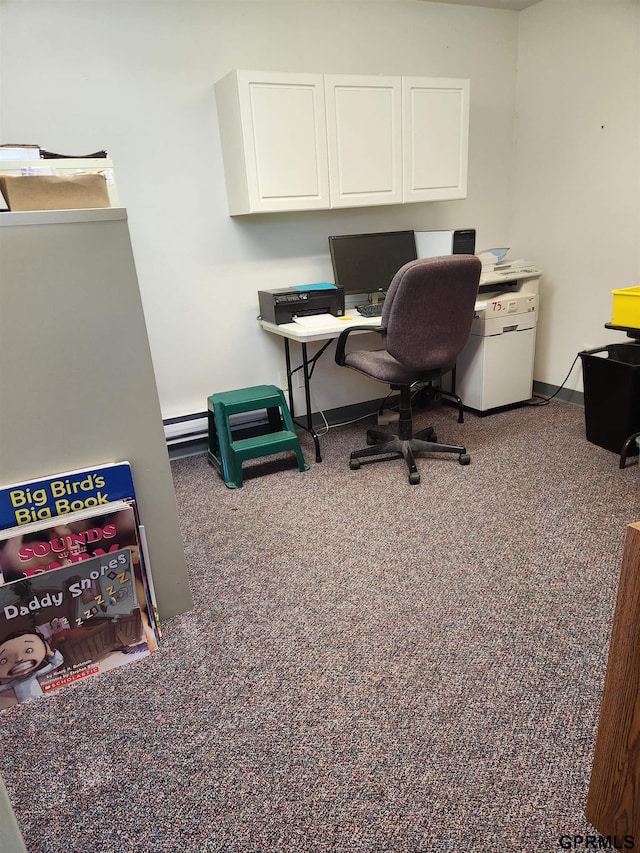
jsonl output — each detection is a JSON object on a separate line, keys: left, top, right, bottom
{"left": 163, "top": 410, "right": 269, "bottom": 450}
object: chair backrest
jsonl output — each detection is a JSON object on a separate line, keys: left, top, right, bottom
{"left": 382, "top": 255, "right": 482, "bottom": 374}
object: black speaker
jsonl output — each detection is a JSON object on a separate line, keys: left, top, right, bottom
{"left": 452, "top": 229, "right": 476, "bottom": 255}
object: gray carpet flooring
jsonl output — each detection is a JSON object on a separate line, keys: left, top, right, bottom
{"left": 1, "top": 399, "right": 638, "bottom": 852}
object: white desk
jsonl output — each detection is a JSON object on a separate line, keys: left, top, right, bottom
{"left": 259, "top": 262, "right": 542, "bottom": 460}
{"left": 259, "top": 314, "right": 382, "bottom": 461}
{"left": 260, "top": 313, "right": 382, "bottom": 343}
{"left": 259, "top": 312, "right": 468, "bottom": 461}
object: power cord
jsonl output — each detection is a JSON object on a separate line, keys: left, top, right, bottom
{"left": 308, "top": 388, "right": 395, "bottom": 435}
{"left": 327, "top": 408, "right": 382, "bottom": 431}
{"left": 526, "top": 353, "right": 580, "bottom": 407}
{"left": 311, "top": 384, "right": 434, "bottom": 432}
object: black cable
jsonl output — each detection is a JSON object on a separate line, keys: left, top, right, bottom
{"left": 526, "top": 353, "right": 580, "bottom": 407}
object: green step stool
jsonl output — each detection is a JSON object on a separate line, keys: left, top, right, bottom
{"left": 207, "top": 385, "right": 309, "bottom": 489}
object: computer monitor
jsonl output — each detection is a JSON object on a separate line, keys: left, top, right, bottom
{"left": 328, "top": 230, "right": 418, "bottom": 303}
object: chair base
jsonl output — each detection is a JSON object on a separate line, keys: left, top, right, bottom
{"left": 349, "top": 425, "right": 470, "bottom": 485}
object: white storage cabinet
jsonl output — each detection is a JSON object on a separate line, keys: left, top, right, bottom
{"left": 215, "top": 70, "right": 470, "bottom": 215}
{"left": 402, "top": 77, "right": 469, "bottom": 203}
{"left": 214, "top": 70, "right": 330, "bottom": 215}
{"left": 325, "top": 74, "right": 403, "bottom": 208}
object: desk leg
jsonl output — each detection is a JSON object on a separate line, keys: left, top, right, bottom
{"left": 283, "top": 339, "right": 322, "bottom": 463}
{"left": 284, "top": 339, "right": 295, "bottom": 414}
{"left": 301, "top": 342, "right": 322, "bottom": 463}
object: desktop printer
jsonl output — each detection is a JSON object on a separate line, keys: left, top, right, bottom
{"left": 258, "top": 284, "right": 345, "bottom": 325}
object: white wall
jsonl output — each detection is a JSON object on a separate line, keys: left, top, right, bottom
{"left": 512, "top": 0, "right": 640, "bottom": 392}
{"left": 0, "top": 0, "right": 520, "bottom": 419}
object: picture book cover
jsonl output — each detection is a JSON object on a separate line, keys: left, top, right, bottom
{"left": 0, "top": 501, "right": 160, "bottom": 649}
{"left": 0, "top": 461, "right": 137, "bottom": 530}
{"left": 0, "top": 548, "right": 151, "bottom": 710}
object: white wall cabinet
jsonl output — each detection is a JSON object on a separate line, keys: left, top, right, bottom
{"left": 325, "top": 75, "right": 403, "bottom": 208}
{"left": 402, "top": 77, "right": 469, "bottom": 203}
{"left": 215, "top": 70, "right": 470, "bottom": 215}
{"left": 214, "top": 70, "right": 331, "bottom": 215}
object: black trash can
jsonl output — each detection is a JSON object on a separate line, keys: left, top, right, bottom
{"left": 580, "top": 343, "right": 640, "bottom": 454}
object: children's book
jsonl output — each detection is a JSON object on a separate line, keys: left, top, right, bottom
{"left": 0, "top": 548, "right": 152, "bottom": 711}
{"left": 0, "top": 461, "right": 137, "bottom": 529}
{"left": 0, "top": 500, "right": 160, "bottom": 648}
{"left": 0, "top": 462, "right": 161, "bottom": 641}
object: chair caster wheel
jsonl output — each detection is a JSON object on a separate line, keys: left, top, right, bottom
{"left": 349, "top": 459, "right": 361, "bottom": 470}
{"left": 459, "top": 454, "right": 471, "bottom": 465}
{"left": 430, "top": 433, "right": 437, "bottom": 443}
{"left": 366, "top": 435, "right": 376, "bottom": 446}
{"left": 409, "top": 472, "right": 420, "bottom": 485}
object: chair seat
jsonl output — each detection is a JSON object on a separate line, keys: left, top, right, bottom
{"left": 345, "top": 349, "right": 443, "bottom": 386}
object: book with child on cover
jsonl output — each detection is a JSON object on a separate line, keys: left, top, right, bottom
{"left": 0, "top": 548, "right": 152, "bottom": 710}
{"left": 0, "top": 500, "right": 159, "bottom": 649}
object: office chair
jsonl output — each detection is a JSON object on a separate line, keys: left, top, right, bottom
{"left": 334, "top": 255, "right": 482, "bottom": 484}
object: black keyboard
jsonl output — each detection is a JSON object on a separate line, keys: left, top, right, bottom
{"left": 357, "top": 302, "right": 384, "bottom": 318}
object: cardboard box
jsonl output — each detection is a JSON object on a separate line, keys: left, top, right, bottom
{"left": 0, "top": 173, "right": 110, "bottom": 211}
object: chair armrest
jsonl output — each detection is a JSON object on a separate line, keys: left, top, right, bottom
{"left": 335, "top": 324, "right": 386, "bottom": 366}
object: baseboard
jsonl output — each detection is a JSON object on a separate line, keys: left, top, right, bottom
{"left": 532, "top": 381, "right": 584, "bottom": 407}
{"left": 164, "top": 399, "right": 389, "bottom": 460}
{"left": 165, "top": 385, "right": 578, "bottom": 460}
{"left": 165, "top": 409, "right": 273, "bottom": 461}
{"left": 164, "top": 413, "right": 208, "bottom": 445}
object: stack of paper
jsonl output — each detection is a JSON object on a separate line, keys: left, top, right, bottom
{"left": 0, "top": 144, "right": 41, "bottom": 160}
{"left": 292, "top": 314, "right": 338, "bottom": 329}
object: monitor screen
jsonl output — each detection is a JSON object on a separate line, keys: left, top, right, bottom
{"left": 328, "top": 230, "right": 418, "bottom": 298}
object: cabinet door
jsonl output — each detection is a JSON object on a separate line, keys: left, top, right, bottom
{"left": 402, "top": 77, "right": 469, "bottom": 203}
{"left": 215, "top": 70, "right": 330, "bottom": 214}
{"left": 325, "top": 75, "right": 402, "bottom": 208}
